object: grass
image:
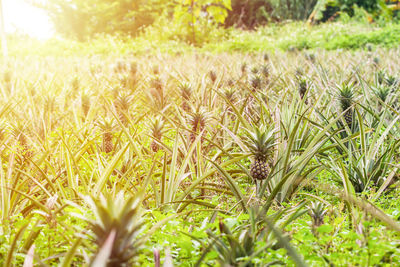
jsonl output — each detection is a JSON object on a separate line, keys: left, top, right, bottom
{"left": 0, "top": 40, "right": 400, "bottom": 266}
{"left": 6, "top": 21, "right": 400, "bottom": 57}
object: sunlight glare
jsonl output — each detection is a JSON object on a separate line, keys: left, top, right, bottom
{"left": 4, "top": 0, "right": 54, "bottom": 39}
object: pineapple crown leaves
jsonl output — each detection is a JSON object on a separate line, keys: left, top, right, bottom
{"left": 149, "top": 117, "right": 165, "bottom": 138}
{"left": 203, "top": 219, "right": 255, "bottom": 264}
{"left": 244, "top": 125, "right": 276, "bottom": 159}
{"left": 178, "top": 82, "right": 192, "bottom": 100}
{"left": 96, "top": 118, "right": 115, "bottom": 132}
{"left": 298, "top": 77, "right": 308, "bottom": 95}
{"left": 223, "top": 88, "right": 236, "bottom": 103}
{"left": 250, "top": 74, "right": 262, "bottom": 89}
{"left": 336, "top": 83, "right": 356, "bottom": 111}
{"left": 83, "top": 193, "right": 145, "bottom": 263}
{"left": 373, "top": 86, "right": 392, "bottom": 103}
{"left": 189, "top": 107, "right": 211, "bottom": 130}
{"left": 307, "top": 201, "right": 327, "bottom": 221}
{"left": 114, "top": 93, "right": 133, "bottom": 111}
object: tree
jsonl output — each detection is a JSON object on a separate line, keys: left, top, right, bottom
{"left": 31, "top": 0, "right": 165, "bottom": 41}
{"left": 173, "top": 0, "right": 231, "bottom": 44}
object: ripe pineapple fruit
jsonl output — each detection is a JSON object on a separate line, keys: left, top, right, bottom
{"left": 150, "top": 118, "right": 164, "bottom": 152}
{"left": 245, "top": 126, "right": 275, "bottom": 181}
{"left": 84, "top": 193, "right": 145, "bottom": 267}
{"left": 98, "top": 118, "right": 115, "bottom": 153}
{"left": 337, "top": 84, "right": 355, "bottom": 128}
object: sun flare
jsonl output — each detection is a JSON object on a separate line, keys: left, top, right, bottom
{"left": 4, "top": 0, "right": 53, "bottom": 39}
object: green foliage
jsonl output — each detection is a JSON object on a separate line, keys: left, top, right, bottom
{"left": 32, "top": 0, "right": 167, "bottom": 40}
{"left": 173, "top": 0, "right": 231, "bottom": 44}
{"left": 226, "top": 0, "right": 318, "bottom": 28}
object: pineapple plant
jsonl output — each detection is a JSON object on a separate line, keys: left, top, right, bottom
{"left": 97, "top": 118, "right": 115, "bottom": 153}
{"left": 188, "top": 107, "right": 209, "bottom": 144}
{"left": 12, "top": 123, "right": 33, "bottom": 160}
{"left": 245, "top": 126, "right": 275, "bottom": 181}
{"left": 250, "top": 75, "right": 262, "bottom": 90}
{"left": 337, "top": 84, "right": 355, "bottom": 128}
{"left": 241, "top": 62, "right": 247, "bottom": 75}
{"left": 179, "top": 83, "right": 192, "bottom": 112}
{"left": 224, "top": 88, "right": 236, "bottom": 119}
{"left": 209, "top": 70, "right": 217, "bottom": 83}
{"left": 251, "top": 66, "right": 259, "bottom": 75}
{"left": 130, "top": 61, "right": 138, "bottom": 76}
{"left": 83, "top": 193, "right": 145, "bottom": 267}
{"left": 373, "top": 57, "right": 380, "bottom": 68}
{"left": 114, "top": 94, "right": 132, "bottom": 126}
{"left": 4, "top": 70, "right": 12, "bottom": 93}
{"left": 150, "top": 118, "right": 165, "bottom": 152}
{"left": 81, "top": 93, "right": 91, "bottom": 118}
{"left": 114, "top": 60, "right": 127, "bottom": 73}
{"left": 71, "top": 76, "right": 80, "bottom": 92}
{"left": 386, "top": 75, "right": 397, "bottom": 87}
{"left": 308, "top": 201, "right": 327, "bottom": 236}
{"left": 376, "top": 70, "right": 386, "bottom": 85}
{"left": 298, "top": 78, "right": 308, "bottom": 103}
{"left": 261, "top": 64, "right": 269, "bottom": 79}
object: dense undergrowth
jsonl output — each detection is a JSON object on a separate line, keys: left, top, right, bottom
{"left": 7, "top": 21, "right": 400, "bottom": 57}
{"left": 0, "top": 46, "right": 400, "bottom": 266}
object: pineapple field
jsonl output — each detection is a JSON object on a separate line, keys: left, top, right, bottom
{"left": 0, "top": 47, "right": 400, "bottom": 266}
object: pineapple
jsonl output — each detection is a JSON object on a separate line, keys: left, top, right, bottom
{"left": 308, "top": 201, "right": 327, "bottom": 236}
{"left": 376, "top": 70, "right": 386, "bottom": 85}
{"left": 251, "top": 66, "right": 259, "bottom": 74}
{"left": 153, "top": 66, "right": 160, "bottom": 75}
{"left": 298, "top": 78, "right": 308, "bottom": 103}
{"left": 338, "top": 84, "right": 355, "bottom": 128}
{"left": 150, "top": 118, "right": 164, "bottom": 152}
{"left": 84, "top": 193, "right": 145, "bottom": 267}
{"left": 81, "top": 93, "right": 91, "bottom": 118}
{"left": 245, "top": 126, "right": 275, "bottom": 181}
{"left": 241, "top": 62, "right": 247, "bottom": 75}
{"left": 209, "top": 70, "right": 217, "bottom": 83}
{"left": 114, "top": 94, "right": 132, "bottom": 126}
{"left": 179, "top": 83, "right": 192, "bottom": 112}
{"left": 71, "top": 76, "right": 80, "bottom": 92}
{"left": 3, "top": 70, "right": 11, "bottom": 84}
{"left": 130, "top": 61, "right": 138, "bottom": 76}
{"left": 4, "top": 70, "right": 12, "bottom": 93}
{"left": 189, "top": 107, "right": 209, "bottom": 144}
{"left": 114, "top": 60, "right": 127, "bottom": 73}
{"left": 98, "top": 118, "right": 115, "bottom": 153}
{"left": 250, "top": 75, "right": 262, "bottom": 90}
{"left": 12, "top": 123, "right": 32, "bottom": 159}
{"left": 374, "top": 86, "right": 391, "bottom": 103}
{"left": 386, "top": 75, "right": 397, "bottom": 87}
{"left": 261, "top": 64, "right": 269, "bottom": 79}
{"left": 373, "top": 57, "right": 380, "bottom": 68}
{"left": 224, "top": 89, "right": 236, "bottom": 119}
